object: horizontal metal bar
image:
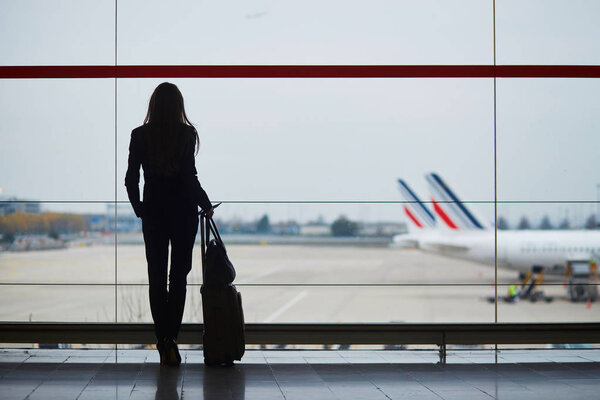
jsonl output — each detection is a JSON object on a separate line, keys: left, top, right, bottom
{"left": 0, "top": 282, "right": 597, "bottom": 287}
{"left": 1, "top": 200, "right": 600, "bottom": 204}
{"left": 1, "top": 65, "right": 600, "bottom": 79}
{"left": 1, "top": 323, "right": 598, "bottom": 345}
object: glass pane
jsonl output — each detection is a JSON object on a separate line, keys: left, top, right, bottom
{"left": 117, "top": 0, "right": 492, "bottom": 65}
{"left": 115, "top": 201, "right": 496, "bottom": 286}
{"left": 497, "top": 79, "right": 600, "bottom": 203}
{"left": 496, "top": 202, "right": 600, "bottom": 323}
{"left": 0, "top": 202, "right": 114, "bottom": 284}
{"left": 496, "top": 284, "right": 600, "bottom": 323}
{"left": 117, "top": 78, "right": 494, "bottom": 203}
{"left": 0, "top": 285, "right": 114, "bottom": 322}
{"left": 240, "top": 285, "right": 495, "bottom": 323}
{"left": 117, "top": 285, "right": 203, "bottom": 324}
{"left": 0, "top": 0, "right": 114, "bottom": 66}
{"left": 116, "top": 285, "right": 494, "bottom": 324}
{"left": 497, "top": 0, "right": 600, "bottom": 65}
{"left": 0, "top": 79, "right": 115, "bottom": 202}
{"left": 497, "top": 78, "right": 599, "bottom": 323}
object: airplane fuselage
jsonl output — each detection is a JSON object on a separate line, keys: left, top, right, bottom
{"left": 393, "top": 230, "right": 600, "bottom": 274}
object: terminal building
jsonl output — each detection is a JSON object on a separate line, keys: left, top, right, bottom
{"left": 0, "top": 196, "right": 41, "bottom": 216}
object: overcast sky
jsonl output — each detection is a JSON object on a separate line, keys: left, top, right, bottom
{"left": 1, "top": 0, "right": 599, "bottom": 226}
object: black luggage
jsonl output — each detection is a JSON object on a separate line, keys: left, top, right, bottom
{"left": 200, "top": 213, "right": 245, "bottom": 365}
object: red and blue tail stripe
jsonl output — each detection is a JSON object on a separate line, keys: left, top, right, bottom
{"left": 426, "top": 173, "right": 486, "bottom": 230}
{"left": 397, "top": 179, "right": 436, "bottom": 229}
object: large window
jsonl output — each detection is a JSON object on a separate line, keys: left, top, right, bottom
{"left": 1, "top": 1, "right": 599, "bottom": 332}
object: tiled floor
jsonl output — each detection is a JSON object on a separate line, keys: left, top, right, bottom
{"left": 0, "top": 349, "right": 599, "bottom": 399}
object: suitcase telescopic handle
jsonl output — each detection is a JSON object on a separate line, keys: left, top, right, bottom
{"left": 200, "top": 212, "right": 206, "bottom": 282}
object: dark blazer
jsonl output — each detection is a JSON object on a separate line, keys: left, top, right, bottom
{"left": 124, "top": 124, "right": 212, "bottom": 218}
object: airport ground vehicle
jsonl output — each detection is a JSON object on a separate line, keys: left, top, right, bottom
{"left": 566, "top": 260, "right": 599, "bottom": 302}
{"left": 488, "top": 266, "right": 554, "bottom": 303}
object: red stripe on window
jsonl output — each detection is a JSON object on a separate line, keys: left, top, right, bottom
{"left": 496, "top": 65, "right": 600, "bottom": 78}
{"left": 0, "top": 66, "right": 116, "bottom": 79}
{"left": 0, "top": 65, "right": 599, "bottom": 79}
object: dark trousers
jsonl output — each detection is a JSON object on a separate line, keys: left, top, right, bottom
{"left": 142, "top": 212, "right": 198, "bottom": 342}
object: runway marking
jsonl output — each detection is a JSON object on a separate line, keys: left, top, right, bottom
{"left": 263, "top": 290, "right": 309, "bottom": 323}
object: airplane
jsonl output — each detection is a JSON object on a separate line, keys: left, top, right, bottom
{"left": 393, "top": 173, "right": 600, "bottom": 302}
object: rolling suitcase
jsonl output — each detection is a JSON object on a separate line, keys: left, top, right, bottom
{"left": 200, "top": 213, "right": 245, "bottom": 366}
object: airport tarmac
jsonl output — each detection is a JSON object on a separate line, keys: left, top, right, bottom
{"left": 0, "top": 244, "right": 598, "bottom": 325}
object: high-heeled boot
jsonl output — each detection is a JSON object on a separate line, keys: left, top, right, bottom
{"left": 165, "top": 338, "right": 181, "bottom": 366}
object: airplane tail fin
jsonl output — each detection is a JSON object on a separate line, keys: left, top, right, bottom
{"left": 397, "top": 179, "right": 436, "bottom": 229}
{"left": 425, "top": 172, "right": 487, "bottom": 230}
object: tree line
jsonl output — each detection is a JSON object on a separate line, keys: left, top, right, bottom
{"left": 497, "top": 214, "right": 598, "bottom": 230}
{"left": 0, "top": 212, "right": 85, "bottom": 242}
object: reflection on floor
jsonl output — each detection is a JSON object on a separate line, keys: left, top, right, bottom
{"left": 1, "top": 349, "right": 599, "bottom": 399}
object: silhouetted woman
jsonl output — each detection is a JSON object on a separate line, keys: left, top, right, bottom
{"left": 125, "top": 82, "right": 213, "bottom": 366}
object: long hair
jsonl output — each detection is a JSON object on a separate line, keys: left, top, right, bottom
{"left": 143, "top": 82, "right": 199, "bottom": 175}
